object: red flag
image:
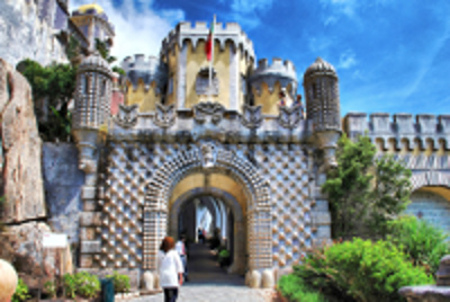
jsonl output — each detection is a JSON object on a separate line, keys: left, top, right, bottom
{"left": 205, "top": 21, "right": 214, "bottom": 61}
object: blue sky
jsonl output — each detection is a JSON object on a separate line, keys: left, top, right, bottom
{"left": 71, "top": 0, "right": 450, "bottom": 116}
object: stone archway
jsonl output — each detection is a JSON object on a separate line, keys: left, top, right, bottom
{"left": 143, "top": 142, "right": 272, "bottom": 287}
{"left": 169, "top": 187, "right": 246, "bottom": 274}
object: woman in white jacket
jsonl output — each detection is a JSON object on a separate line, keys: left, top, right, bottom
{"left": 158, "top": 236, "right": 184, "bottom": 302}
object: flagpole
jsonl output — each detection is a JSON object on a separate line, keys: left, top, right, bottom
{"left": 208, "top": 15, "right": 216, "bottom": 101}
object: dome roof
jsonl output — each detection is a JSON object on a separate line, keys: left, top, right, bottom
{"left": 304, "top": 57, "right": 336, "bottom": 77}
{"left": 78, "top": 52, "right": 112, "bottom": 77}
{"left": 73, "top": 3, "right": 108, "bottom": 20}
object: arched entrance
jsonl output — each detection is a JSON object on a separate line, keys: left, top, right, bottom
{"left": 143, "top": 142, "right": 273, "bottom": 288}
{"left": 169, "top": 187, "right": 246, "bottom": 274}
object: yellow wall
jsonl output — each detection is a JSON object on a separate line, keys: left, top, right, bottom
{"left": 125, "top": 80, "right": 159, "bottom": 112}
{"left": 169, "top": 172, "right": 247, "bottom": 216}
{"left": 185, "top": 40, "right": 230, "bottom": 108}
{"left": 165, "top": 45, "right": 179, "bottom": 106}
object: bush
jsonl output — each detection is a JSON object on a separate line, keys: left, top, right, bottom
{"left": 278, "top": 274, "right": 327, "bottom": 302}
{"left": 387, "top": 215, "right": 450, "bottom": 275}
{"left": 63, "top": 272, "right": 100, "bottom": 299}
{"left": 43, "top": 280, "right": 57, "bottom": 298}
{"left": 12, "top": 278, "right": 30, "bottom": 302}
{"left": 74, "top": 272, "right": 101, "bottom": 298}
{"left": 295, "top": 238, "right": 433, "bottom": 302}
{"left": 106, "top": 271, "right": 131, "bottom": 293}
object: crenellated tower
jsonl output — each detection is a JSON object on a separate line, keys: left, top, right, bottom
{"left": 121, "top": 54, "right": 167, "bottom": 112}
{"left": 304, "top": 57, "right": 341, "bottom": 168}
{"left": 249, "top": 58, "right": 298, "bottom": 114}
{"left": 160, "top": 21, "right": 255, "bottom": 111}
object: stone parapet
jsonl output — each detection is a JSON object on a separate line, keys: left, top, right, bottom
{"left": 344, "top": 113, "right": 450, "bottom": 150}
{"left": 109, "top": 104, "right": 313, "bottom": 143}
{"left": 161, "top": 21, "right": 255, "bottom": 60}
{"left": 250, "top": 58, "right": 298, "bottom": 95}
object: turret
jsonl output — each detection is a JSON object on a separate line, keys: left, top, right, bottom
{"left": 303, "top": 57, "right": 341, "bottom": 168}
{"left": 121, "top": 55, "right": 168, "bottom": 112}
{"left": 72, "top": 52, "right": 112, "bottom": 184}
{"left": 249, "top": 58, "right": 297, "bottom": 114}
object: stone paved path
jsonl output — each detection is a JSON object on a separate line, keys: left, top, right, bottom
{"left": 131, "top": 243, "right": 276, "bottom": 302}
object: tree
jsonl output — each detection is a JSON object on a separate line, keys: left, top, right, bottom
{"left": 17, "top": 59, "right": 76, "bottom": 142}
{"left": 322, "top": 134, "right": 412, "bottom": 239}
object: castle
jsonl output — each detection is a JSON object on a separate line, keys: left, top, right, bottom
{"left": 1, "top": 1, "right": 449, "bottom": 290}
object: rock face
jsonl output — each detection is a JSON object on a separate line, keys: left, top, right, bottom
{"left": 0, "top": 59, "right": 46, "bottom": 223}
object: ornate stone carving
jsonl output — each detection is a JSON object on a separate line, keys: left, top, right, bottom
{"left": 278, "top": 104, "right": 302, "bottom": 129}
{"left": 114, "top": 104, "right": 139, "bottom": 128}
{"left": 153, "top": 103, "right": 176, "bottom": 128}
{"left": 193, "top": 102, "right": 225, "bottom": 124}
{"left": 242, "top": 105, "right": 263, "bottom": 129}
{"left": 201, "top": 143, "right": 216, "bottom": 168}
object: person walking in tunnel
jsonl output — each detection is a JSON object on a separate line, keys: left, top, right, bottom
{"left": 176, "top": 234, "right": 188, "bottom": 282}
{"left": 158, "top": 236, "right": 184, "bottom": 302}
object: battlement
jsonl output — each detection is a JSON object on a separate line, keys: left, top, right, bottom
{"left": 249, "top": 58, "right": 298, "bottom": 95}
{"left": 161, "top": 21, "right": 255, "bottom": 60}
{"left": 253, "top": 58, "right": 297, "bottom": 79}
{"left": 121, "top": 54, "right": 167, "bottom": 90}
{"left": 344, "top": 113, "right": 450, "bottom": 151}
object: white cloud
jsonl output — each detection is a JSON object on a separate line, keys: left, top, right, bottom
{"left": 70, "top": 0, "right": 185, "bottom": 63}
{"left": 230, "top": 0, "right": 274, "bottom": 14}
{"left": 337, "top": 50, "right": 357, "bottom": 69}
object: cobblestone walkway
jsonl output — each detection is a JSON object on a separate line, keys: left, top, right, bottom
{"left": 131, "top": 243, "right": 276, "bottom": 302}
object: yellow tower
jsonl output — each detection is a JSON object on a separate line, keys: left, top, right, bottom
{"left": 160, "top": 22, "right": 255, "bottom": 111}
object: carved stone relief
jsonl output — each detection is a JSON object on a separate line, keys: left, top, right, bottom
{"left": 193, "top": 102, "right": 225, "bottom": 124}
{"left": 278, "top": 104, "right": 303, "bottom": 129}
{"left": 114, "top": 104, "right": 139, "bottom": 128}
{"left": 242, "top": 105, "right": 263, "bottom": 129}
{"left": 153, "top": 104, "right": 176, "bottom": 128}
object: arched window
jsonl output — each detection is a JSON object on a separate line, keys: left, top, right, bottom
{"left": 196, "top": 67, "right": 219, "bottom": 95}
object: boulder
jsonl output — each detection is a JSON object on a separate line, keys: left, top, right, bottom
{"left": 0, "top": 222, "right": 72, "bottom": 288}
{"left": 0, "top": 259, "right": 18, "bottom": 302}
{"left": 0, "top": 59, "right": 46, "bottom": 223}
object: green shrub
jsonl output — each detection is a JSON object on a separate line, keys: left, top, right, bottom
{"left": 12, "top": 278, "right": 31, "bottom": 302}
{"left": 278, "top": 274, "right": 327, "bottom": 302}
{"left": 44, "top": 280, "right": 57, "bottom": 298}
{"left": 106, "top": 271, "right": 131, "bottom": 293}
{"left": 63, "top": 273, "right": 77, "bottom": 298}
{"left": 295, "top": 238, "right": 433, "bottom": 302}
{"left": 387, "top": 215, "right": 450, "bottom": 275}
{"left": 63, "top": 272, "right": 100, "bottom": 299}
{"left": 74, "top": 271, "right": 101, "bottom": 298}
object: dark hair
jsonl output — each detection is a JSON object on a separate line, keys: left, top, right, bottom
{"left": 161, "top": 236, "right": 175, "bottom": 253}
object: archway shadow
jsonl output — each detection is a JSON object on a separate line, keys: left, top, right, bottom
{"left": 186, "top": 243, "right": 245, "bottom": 286}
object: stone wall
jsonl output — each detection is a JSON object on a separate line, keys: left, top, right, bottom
{"left": 42, "top": 143, "right": 84, "bottom": 245}
{"left": 0, "top": 0, "right": 69, "bottom": 67}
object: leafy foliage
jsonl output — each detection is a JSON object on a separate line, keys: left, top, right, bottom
{"left": 294, "top": 238, "right": 433, "bottom": 302}
{"left": 322, "top": 134, "right": 412, "bottom": 238}
{"left": 12, "top": 278, "right": 31, "bottom": 302}
{"left": 95, "top": 38, "right": 116, "bottom": 64}
{"left": 43, "top": 280, "right": 57, "bottom": 298}
{"left": 16, "top": 59, "right": 76, "bottom": 142}
{"left": 63, "top": 272, "right": 101, "bottom": 299}
{"left": 278, "top": 274, "right": 328, "bottom": 302}
{"left": 387, "top": 215, "right": 450, "bottom": 275}
{"left": 106, "top": 271, "right": 131, "bottom": 293}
